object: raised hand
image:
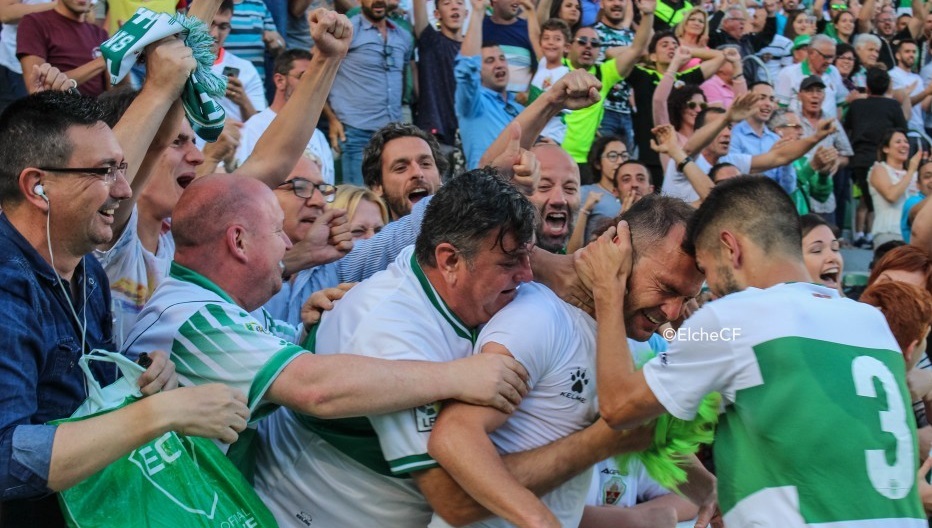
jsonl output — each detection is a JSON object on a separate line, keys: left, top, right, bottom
{"left": 649, "top": 124, "right": 679, "bottom": 154}
{"left": 488, "top": 122, "right": 540, "bottom": 194}
{"left": 144, "top": 36, "right": 196, "bottom": 95}
{"left": 636, "top": 0, "right": 657, "bottom": 14}
{"left": 909, "top": 147, "right": 924, "bottom": 174}
{"left": 309, "top": 9, "right": 353, "bottom": 59}
{"left": 576, "top": 220, "right": 634, "bottom": 298}
{"left": 726, "top": 92, "right": 765, "bottom": 123}
{"left": 283, "top": 209, "right": 354, "bottom": 275}
{"left": 814, "top": 118, "right": 837, "bottom": 139}
{"left": 31, "top": 63, "right": 73, "bottom": 93}
{"left": 670, "top": 46, "right": 693, "bottom": 69}
{"left": 548, "top": 69, "right": 602, "bottom": 110}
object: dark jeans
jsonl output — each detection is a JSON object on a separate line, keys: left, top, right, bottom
{"left": 0, "top": 64, "right": 27, "bottom": 115}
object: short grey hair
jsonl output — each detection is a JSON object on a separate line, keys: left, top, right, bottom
{"left": 853, "top": 32, "right": 881, "bottom": 49}
{"left": 810, "top": 33, "right": 836, "bottom": 49}
{"left": 767, "top": 107, "right": 798, "bottom": 129}
{"left": 723, "top": 5, "right": 747, "bottom": 20}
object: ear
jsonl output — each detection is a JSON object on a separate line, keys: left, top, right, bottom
{"left": 372, "top": 182, "right": 384, "bottom": 197}
{"left": 434, "top": 242, "right": 462, "bottom": 286}
{"left": 18, "top": 168, "right": 49, "bottom": 212}
{"left": 904, "top": 339, "right": 919, "bottom": 367}
{"left": 273, "top": 73, "right": 288, "bottom": 92}
{"left": 226, "top": 224, "right": 249, "bottom": 264}
{"left": 720, "top": 230, "right": 742, "bottom": 268}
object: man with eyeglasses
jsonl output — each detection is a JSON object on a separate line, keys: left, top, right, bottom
{"left": 208, "top": 0, "right": 268, "bottom": 123}
{"left": 0, "top": 88, "right": 252, "bottom": 527}
{"left": 560, "top": 0, "right": 654, "bottom": 171}
{"left": 857, "top": 0, "right": 927, "bottom": 70}
{"left": 775, "top": 34, "right": 849, "bottom": 120}
{"left": 235, "top": 49, "right": 335, "bottom": 184}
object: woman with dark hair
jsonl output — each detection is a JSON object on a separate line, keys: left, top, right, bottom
{"left": 538, "top": 0, "right": 582, "bottom": 34}
{"left": 868, "top": 128, "right": 922, "bottom": 246}
{"left": 834, "top": 43, "right": 861, "bottom": 92}
{"left": 783, "top": 9, "right": 815, "bottom": 41}
{"left": 831, "top": 10, "right": 857, "bottom": 44}
{"left": 800, "top": 213, "right": 845, "bottom": 293}
{"left": 579, "top": 134, "right": 628, "bottom": 234}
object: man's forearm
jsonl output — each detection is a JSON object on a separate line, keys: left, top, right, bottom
{"left": 237, "top": 53, "right": 341, "bottom": 187}
{"left": 479, "top": 92, "right": 562, "bottom": 166}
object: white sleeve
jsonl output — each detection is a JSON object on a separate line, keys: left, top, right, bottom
{"left": 475, "top": 286, "right": 564, "bottom": 386}
{"left": 241, "top": 61, "right": 268, "bottom": 114}
{"left": 774, "top": 68, "right": 793, "bottom": 106}
{"left": 641, "top": 306, "right": 738, "bottom": 420}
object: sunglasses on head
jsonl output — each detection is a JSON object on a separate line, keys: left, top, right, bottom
{"left": 575, "top": 36, "right": 602, "bottom": 47}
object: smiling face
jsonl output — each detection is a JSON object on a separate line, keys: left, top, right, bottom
{"left": 625, "top": 224, "right": 704, "bottom": 341}
{"left": 857, "top": 40, "right": 881, "bottom": 66}
{"left": 835, "top": 49, "right": 856, "bottom": 75}
{"left": 751, "top": 83, "right": 776, "bottom": 122}
{"left": 882, "top": 131, "right": 910, "bottom": 166}
{"left": 876, "top": 9, "right": 896, "bottom": 37}
{"left": 793, "top": 12, "right": 815, "bottom": 36}
{"left": 803, "top": 225, "right": 844, "bottom": 289}
{"left": 684, "top": 12, "right": 706, "bottom": 36}
{"left": 529, "top": 145, "right": 580, "bottom": 253}
{"left": 375, "top": 136, "right": 441, "bottom": 220}
{"left": 55, "top": 123, "right": 131, "bottom": 257}
{"left": 836, "top": 11, "right": 855, "bottom": 36}
{"left": 540, "top": 29, "right": 568, "bottom": 64}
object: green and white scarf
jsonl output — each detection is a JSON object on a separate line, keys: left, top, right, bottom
{"left": 101, "top": 8, "right": 227, "bottom": 142}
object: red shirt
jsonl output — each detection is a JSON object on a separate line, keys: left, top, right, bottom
{"left": 17, "top": 9, "right": 108, "bottom": 97}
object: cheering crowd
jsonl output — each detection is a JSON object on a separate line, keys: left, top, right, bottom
{"left": 4, "top": 0, "right": 932, "bottom": 524}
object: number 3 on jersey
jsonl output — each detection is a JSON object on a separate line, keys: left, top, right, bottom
{"left": 852, "top": 356, "right": 916, "bottom": 500}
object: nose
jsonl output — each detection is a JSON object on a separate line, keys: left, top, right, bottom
{"left": 307, "top": 188, "right": 327, "bottom": 208}
{"left": 111, "top": 170, "right": 132, "bottom": 201}
{"left": 661, "top": 297, "right": 686, "bottom": 323}
{"left": 549, "top": 188, "right": 568, "bottom": 206}
{"left": 281, "top": 230, "right": 293, "bottom": 250}
{"left": 515, "top": 253, "right": 533, "bottom": 283}
{"left": 186, "top": 142, "right": 205, "bottom": 166}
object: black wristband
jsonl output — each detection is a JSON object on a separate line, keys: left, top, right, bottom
{"left": 677, "top": 156, "right": 693, "bottom": 173}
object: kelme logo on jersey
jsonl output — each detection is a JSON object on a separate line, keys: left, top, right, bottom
{"left": 601, "top": 476, "right": 626, "bottom": 506}
{"left": 414, "top": 402, "right": 440, "bottom": 432}
{"left": 560, "top": 368, "right": 589, "bottom": 403}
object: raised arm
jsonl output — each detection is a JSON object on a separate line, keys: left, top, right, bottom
{"left": 235, "top": 9, "right": 351, "bottom": 187}
{"left": 907, "top": 0, "right": 926, "bottom": 39}
{"left": 857, "top": 0, "right": 874, "bottom": 34}
{"left": 612, "top": 0, "right": 654, "bottom": 78}
{"left": 682, "top": 92, "right": 764, "bottom": 156}
{"left": 870, "top": 150, "right": 920, "bottom": 203}
{"left": 652, "top": 47, "right": 692, "bottom": 129}
{"left": 412, "top": 0, "right": 430, "bottom": 37}
{"left": 521, "top": 0, "right": 543, "bottom": 61}
{"left": 462, "top": 0, "right": 486, "bottom": 57}
{"left": 537, "top": 0, "right": 554, "bottom": 26}
{"left": 105, "top": 40, "right": 195, "bottom": 248}
{"left": 0, "top": 0, "right": 53, "bottom": 25}
{"left": 696, "top": 48, "right": 725, "bottom": 80}
{"left": 751, "top": 118, "right": 836, "bottom": 170}
{"left": 480, "top": 69, "right": 602, "bottom": 163}
{"left": 652, "top": 124, "right": 713, "bottom": 201}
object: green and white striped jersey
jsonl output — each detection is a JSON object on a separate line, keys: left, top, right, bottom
{"left": 643, "top": 282, "right": 925, "bottom": 527}
{"left": 124, "top": 262, "right": 306, "bottom": 423}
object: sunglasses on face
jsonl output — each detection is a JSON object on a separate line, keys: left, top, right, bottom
{"left": 686, "top": 101, "right": 709, "bottom": 110}
{"left": 776, "top": 123, "right": 802, "bottom": 129}
{"left": 575, "top": 36, "right": 603, "bottom": 47}
{"left": 830, "top": 3, "right": 847, "bottom": 8}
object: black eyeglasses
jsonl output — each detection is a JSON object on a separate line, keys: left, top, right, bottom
{"left": 575, "top": 36, "right": 602, "bottom": 47}
{"left": 602, "top": 150, "right": 630, "bottom": 162}
{"left": 279, "top": 178, "right": 336, "bottom": 202}
{"left": 775, "top": 123, "right": 803, "bottom": 129}
{"left": 39, "top": 161, "right": 127, "bottom": 185}
{"left": 812, "top": 49, "right": 835, "bottom": 61}
{"left": 686, "top": 101, "right": 709, "bottom": 110}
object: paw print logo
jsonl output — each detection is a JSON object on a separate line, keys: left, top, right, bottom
{"left": 570, "top": 368, "right": 589, "bottom": 394}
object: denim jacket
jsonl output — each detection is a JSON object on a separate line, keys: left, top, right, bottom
{"left": 0, "top": 213, "right": 116, "bottom": 511}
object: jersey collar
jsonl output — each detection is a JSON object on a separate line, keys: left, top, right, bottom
{"left": 410, "top": 252, "right": 478, "bottom": 345}
{"left": 169, "top": 261, "right": 237, "bottom": 305}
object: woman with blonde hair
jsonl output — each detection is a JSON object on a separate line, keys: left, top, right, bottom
{"left": 332, "top": 185, "right": 390, "bottom": 241}
{"left": 674, "top": 7, "right": 709, "bottom": 69}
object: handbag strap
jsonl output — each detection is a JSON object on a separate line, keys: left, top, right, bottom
{"left": 78, "top": 349, "right": 147, "bottom": 402}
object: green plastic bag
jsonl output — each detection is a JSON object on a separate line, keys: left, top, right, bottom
{"left": 55, "top": 350, "right": 278, "bottom": 527}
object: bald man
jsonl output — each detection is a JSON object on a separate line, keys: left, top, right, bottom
{"left": 122, "top": 174, "right": 529, "bottom": 469}
{"left": 528, "top": 144, "right": 582, "bottom": 253}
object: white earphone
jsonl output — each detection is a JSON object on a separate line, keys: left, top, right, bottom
{"left": 34, "top": 183, "right": 47, "bottom": 202}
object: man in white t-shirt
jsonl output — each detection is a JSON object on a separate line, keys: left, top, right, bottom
{"left": 426, "top": 195, "right": 709, "bottom": 527}
{"left": 235, "top": 49, "right": 334, "bottom": 183}
{"left": 209, "top": 1, "right": 267, "bottom": 123}
{"left": 581, "top": 176, "right": 926, "bottom": 527}
{"left": 774, "top": 34, "right": 848, "bottom": 119}
{"left": 889, "top": 38, "right": 932, "bottom": 139}
{"left": 254, "top": 169, "right": 656, "bottom": 527}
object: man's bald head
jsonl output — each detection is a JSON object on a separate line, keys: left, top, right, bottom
{"left": 527, "top": 144, "right": 581, "bottom": 253}
{"left": 172, "top": 174, "right": 272, "bottom": 253}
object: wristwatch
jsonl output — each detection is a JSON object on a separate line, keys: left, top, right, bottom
{"left": 677, "top": 156, "right": 693, "bottom": 173}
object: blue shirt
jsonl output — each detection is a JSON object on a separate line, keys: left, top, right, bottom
{"left": 0, "top": 214, "right": 117, "bottom": 507}
{"left": 261, "top": 195, "right": 430, "bottom": 326}
{"left": 729, "top": 120, "right": 797, "bottom": 194}
{"left": 328, "top": 14, "right": 414, "bottom": 131}
{"left": 455, "top": 54, "right": 524, "bottom": 169}
{"left": 902, "top": 193, "right": 925, "bottom": 242}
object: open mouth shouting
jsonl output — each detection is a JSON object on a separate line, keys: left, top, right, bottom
{"left": 819, "top": 265, "right": 840, "bottom": 288}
